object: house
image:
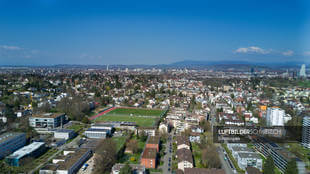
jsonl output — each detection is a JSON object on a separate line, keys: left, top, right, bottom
{"left": 184, "top": 168, "right": 225, "bottom": 174}
{"left": 112, "top": 163, "right": 146, "bottom": 174}
{"left": 140, "top": 148, "right": 157, "bottom": 168}
{"left": 189, "top": 132, "right": 200, "bottom": 143}
{"left": 146, "top": 136, "right": 160, "bottom": 152}
{"left": 176, "top": 148, "right": 193, "bottom": 171}
{"left": 176, "top": 136, "right": 190, "bottom": 150}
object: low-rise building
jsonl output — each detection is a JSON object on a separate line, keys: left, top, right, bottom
{"left": 84, "top": 128, "right": 108, "bottom": 139}
{"left": 184, "top": 168, "right": 225, "bottom": 174}
{"left": 236, "top": 152, "right": 262, "bottom": 170}
{"left": 54, "top": 129, "right": 76, "bottom": 140}
{"left": 0, "top": 132, "right": 26, "bottom": 159}
{"left": 176, "top": 136, "right": 190, "bottom": 150}
{"left": 6, "top": 142, "right": 46, "bottom": 166}
{"left": 112, "top": 163, "right": 146, "bottom": 174}
{"left": 146, "top": 136, "right": 160, "bottom": 152}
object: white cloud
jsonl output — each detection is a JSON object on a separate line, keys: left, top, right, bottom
{"left": 0, "top": 45, "right": 22, "bottom": 50}
{"left": 282, "top": 50, "right": 294, "bottom": 56}
{"left": 234, "top": 46, "right": 271, "bottom": 54}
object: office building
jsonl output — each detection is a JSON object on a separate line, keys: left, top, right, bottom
{"left": 0, "top": 132, "right": 26, "bottom": 159}
{"left": 6, "top": 142, "right": 46, "bottom": 166}
{"left": 299, "top": 64, "right": 307, "bottom": 77}
{"left": 29, "top": 113, "right": 66, "bottom": 129}
{"left": 302, "top": 116, "right": 310, "bottom": 149}
{"left": 266, "top": 108, "right": 285, "bottom": 126}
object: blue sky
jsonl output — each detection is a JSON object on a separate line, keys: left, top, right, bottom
{"left": 0, "top": 0, "right": 309, "bottom": 65}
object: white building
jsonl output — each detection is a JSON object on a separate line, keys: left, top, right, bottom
{"left": 236, "top": 152, "right": 262, "bottom": 170}
{"left": 54, "top": 129, "right": 76, "bottom": 140}
{"left": 302, "top": 116, "right": 310, "bottom": 149}
{"left": 266, "top": 108, "right": 285, "bottom": 126}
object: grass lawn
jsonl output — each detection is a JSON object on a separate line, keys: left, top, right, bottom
{"left": 118, "top": 135, "right": 146, "bottom": 164}
{"left": 192, "top": 143, "right": 204, "bottom": 168}
{"left": 94, "top": 107, "right": 164, "bottom": 127}
{"left": 67, "top": 124, "right": 84, "bottom": 132}
{"left": 107, "top": 108, "right": 163, "bottom": 117}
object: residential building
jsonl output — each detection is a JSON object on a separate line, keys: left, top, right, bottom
{"left": 0, "top": 132, "right": 26, "bottom": 159}
{"left": 6, "top": 142, "right": 46, "bottom": 166}
{"left": 176, "top": 148, "right": 193, "bottom": 171}
{"left": 176, "top": 136, "right": 190, "bottom": 150}
{"left": 266, "top": 108, "right": 285, "bottom": 126}
{"left": 29, "top": 113, "right": 66, "bottom": 129}
{"left": 140, "top": 148, "right": 157, "bottom": 168}
{"left": 302, "top": 116, "right": 310, "bottom": 149}
{"left": 146, "top": 136, "right": 160, "bottom": 152}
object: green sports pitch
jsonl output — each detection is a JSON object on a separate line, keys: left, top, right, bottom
{"left": 94, "top": 107, "right": 165, "bottom": 127}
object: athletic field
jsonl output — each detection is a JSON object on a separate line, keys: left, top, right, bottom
{"left": 94, "top": 107, "right": 164, "bottom": 127}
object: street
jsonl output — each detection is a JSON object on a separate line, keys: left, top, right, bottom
{"left": 160, "top": 131, "right": 174, "bottom": 174}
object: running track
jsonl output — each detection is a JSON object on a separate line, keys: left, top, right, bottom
{"left": 89, "top": 107, "right": 116, "bottom": 121}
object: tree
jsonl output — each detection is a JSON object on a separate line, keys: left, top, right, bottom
{"left": 285, "top": 160, "right": 298, "bottom": 174}
{"left": 201, "top": 145, "right": 221, "bottom": 168}
{"left": 127, "top": 139, "right": 139, "bottom": 154}
{"left": 82, "top": 117, "right": 90, "bottom": 124}
{"left": 263, "top": 155, "right": 275, "bottom": 174}
{"left": 120, "top": 163, "right": 132, "bottom": 174}
{"left": 94, "top": 139, "right": 117, "bottom": 174}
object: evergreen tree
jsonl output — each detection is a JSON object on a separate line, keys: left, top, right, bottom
{"left": 263, "top": 155, "right": 275, "bottom": 174}
{"left": 285, "top": 160, "right": 298, "bottom": 174}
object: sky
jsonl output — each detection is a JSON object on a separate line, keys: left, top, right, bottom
{"left": 0, "top": 0, "right": 309, "bottom": 65}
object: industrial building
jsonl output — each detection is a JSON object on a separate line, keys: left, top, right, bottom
{"left": 6, "top": 142, "right": 46, "bottom": 166}
{"left": 0, "top": 132, "right": 26, "bottom": 159}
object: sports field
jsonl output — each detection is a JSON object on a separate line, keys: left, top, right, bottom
{"left": 94, "top": 107, "right": 164, "bottom": 127}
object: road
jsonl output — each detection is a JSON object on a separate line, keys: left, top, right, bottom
{"left": 29, "top": 135, "right": 82, "bottom": 174}
{"left": 160, "top": 131, "right": 174, "bottom": 174}
{"left": 217, "top": 146, "right": 236, "bottom": 174}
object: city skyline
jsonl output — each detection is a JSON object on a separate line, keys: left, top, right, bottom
{"left": 0, "top": 0, "right": 310, "bottom": 65}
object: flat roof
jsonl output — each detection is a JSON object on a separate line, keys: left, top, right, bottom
{"left": 54, "top": 129, "right": 75, "bottom": 133}
{"left": 0, "top": 132, "right": 25, "bottom": 144}
{"left": 31, "top": 113, "right": 65, "bottom": 119}
{"left": 57, "top": 149, "right": 90, "bottom": 170}
{"left": 7, "top": 142, "right": 45, "bottom": 159}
